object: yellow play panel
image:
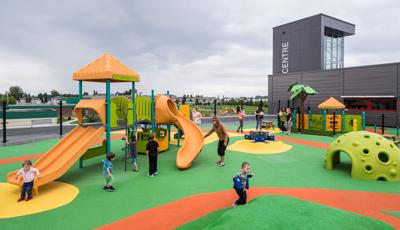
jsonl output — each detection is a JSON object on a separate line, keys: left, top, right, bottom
{"left": 0, "top": 182, "right": 79, "bottom": 219}
{"left": 227, "top": 140, "right": 292, "bottom": 154}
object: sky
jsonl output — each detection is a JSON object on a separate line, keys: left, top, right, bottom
{"left": 0, "top": 0, "right": 400, "bottom": 97}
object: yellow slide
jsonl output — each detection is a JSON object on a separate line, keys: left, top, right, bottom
{"left": 155, "top": 95, "right": 204, "bottom": 169}
{"left": 7, "top": 125, "right": 105, "bottom": 194}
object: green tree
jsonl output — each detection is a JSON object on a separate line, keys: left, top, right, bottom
{"left": 51, "top": 89, "right": 60, "bottom": 98}
{"left": 9, "top": 86, "right": 24, "bottom": 101}
{"left": 43, "top": 93, "right": 48, "bottom": 103}
{"left": 0, "top": 96, "right": 17, "bottom": 104}
{"left": 38, "top": 93, "right": 44, "bottom": 103}
{"left": 249, "top": 97, "right": 253, "bottom": 106}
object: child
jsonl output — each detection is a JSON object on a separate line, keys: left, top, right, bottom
{"left": 102, "top": 152, "right": 116, "bottom": 191}
{"left": 15, "top": 160, "right": 40, "bottom": 202}
{"left": 204, "top": 116, "right": 229, "bottom": 167}
{"left": 146, "top": 133, "right": 159, "bottom": 177}
{"left": 126, "top": 134, "right": 139, "bottom": 172}
{"left": 232, "top": 162, "right": 254, "bottom": 207}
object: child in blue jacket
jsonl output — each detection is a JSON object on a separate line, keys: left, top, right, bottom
{"left": 233, "top": 162, "right": 254, "bottom": 207}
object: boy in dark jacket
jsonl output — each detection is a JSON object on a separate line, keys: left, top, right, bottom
{"left": 233, "top": 162, "right": 254, "bottom": 207}
{"left": 146, "top": 133, "right": 159, "bottom": 177}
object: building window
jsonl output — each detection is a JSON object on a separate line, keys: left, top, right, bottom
{"left": 324, "top": 27, "right": 344, "bottom": 70}
{"left": 344, "top": 98, "right": 397, "bottom": 112}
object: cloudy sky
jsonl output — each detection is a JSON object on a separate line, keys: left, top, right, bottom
{"left": 0, "top": 0, "right": 400, "bottom": 97}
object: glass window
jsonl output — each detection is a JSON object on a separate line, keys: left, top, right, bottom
{"left": 344, "top": 98, "right": 397, "bottom": 111}
{"left": 324, "top": 27, "right": 344, "bottom": 70}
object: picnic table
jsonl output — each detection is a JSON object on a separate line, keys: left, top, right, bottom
{"left": 383, "top": 134, "right": 400, "bottom": 147}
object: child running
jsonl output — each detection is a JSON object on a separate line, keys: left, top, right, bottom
{"left": 15, "top": 160, "right": 40, "bottom": 202}
{"left": 146, "top": 133, "right": 159, "bottom": 177}
{"left": 102, "top": 152, "right": 116, "bottom": 191}
{"left": 126, "top": 134, "right": 139, "bottom": 172}
{"left": 204, "top": 116, "right": 229, "bottom": 167}
{"left": 232, "top": 162, "right": 254, "bottom": 207}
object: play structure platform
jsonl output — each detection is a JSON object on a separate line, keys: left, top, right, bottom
{"left": 6, "top": 53, "right": 204, "bottom": 194}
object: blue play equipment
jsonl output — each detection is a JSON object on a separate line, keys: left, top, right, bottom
{"left": 244, "top": 131, "right": 275, "bottom": 142}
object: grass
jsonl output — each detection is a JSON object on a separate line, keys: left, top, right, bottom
{"left": 178, "top": 195, "right": 392, "bottom": 230}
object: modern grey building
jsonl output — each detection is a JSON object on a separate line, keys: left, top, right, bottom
{"left": 268, "top": 14, "right": 399, "bottom": 127}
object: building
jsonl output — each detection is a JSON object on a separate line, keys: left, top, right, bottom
{"left": 268, "top": 14, "right": 399, "bottom": 127}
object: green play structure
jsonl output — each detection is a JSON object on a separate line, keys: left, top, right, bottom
{"left": 325, "top": 131, "right": 400, "bottom": 181}
{"left": 292, "top": 110, "right": 365, "bottom": 135}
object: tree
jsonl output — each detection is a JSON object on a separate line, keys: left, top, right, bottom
{"left": 249, "top": 97, "right": 253, "bottom": 106}
{"left": 195, "top": 97, "right": 199, "bottom": 106}
{"left": 43, "top": 93, "right": 49, "bottom": 103}
{"left": 9, "top": 86, "right": 24, "bottom": 101}
{"left": 51, "top": 89, "right": 60, "bottom": 98}
{"left": 182, "top": 94, "right": 187, "bottom": 104}
{"left": 288, "top": 82, "right": 317, "bottom": 132}
{"left": 38, "top": 93, "right": 44, "bottom": 103}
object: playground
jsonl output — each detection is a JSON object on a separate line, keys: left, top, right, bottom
{"left": 2, "top": 53, "right": 400, "bottom": 230}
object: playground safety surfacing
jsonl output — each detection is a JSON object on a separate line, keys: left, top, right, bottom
{"left": 0, "top": 182, "right": 79, "bottom": 218}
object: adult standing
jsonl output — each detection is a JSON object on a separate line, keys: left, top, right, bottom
{"left": 236, "top": 106, "right": 244, "bottom": 132}
{"left": 204, "top": 116, "right": 229, "bottom": 167}
{"left": 255, "top": 107, "right": 264, "bottom": 131}
{"left": 286, "top": 107, "right": 292, "bottom": 135}
{"left": 281, "top": 108, "right": 287, "bottom": 132}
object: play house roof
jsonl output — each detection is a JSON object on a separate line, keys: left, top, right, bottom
{"left": 73, "top": 52, "right": 140, "bottom": 82}
{"left": 318, "top": 97, "right": 345, "bottom": 109}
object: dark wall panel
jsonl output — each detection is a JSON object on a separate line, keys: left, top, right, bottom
{"left": 344, "top": 64, "right": 397, "bottom": 96}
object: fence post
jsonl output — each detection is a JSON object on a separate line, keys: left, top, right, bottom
{"left": 308, "top": 109, "right": 312, "bottom": 129}
{"left": 59, "top": 98, "right": 63, "bottom": 136}
{"left": 381, "top": 114, "right": 385, "bottom": 135}
{"left": 2, "top": 101, "right": 6, "bottom": 144}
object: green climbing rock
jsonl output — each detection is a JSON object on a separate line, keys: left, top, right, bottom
{"left": 325, "top": 131, "right": 400, "bottom": 181}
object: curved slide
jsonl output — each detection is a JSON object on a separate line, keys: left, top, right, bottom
{"left": 7, "top": 126, "right": 105, "bottom": 194}
{"left": 155, "top": 95, "right": 204, "bottom": 169}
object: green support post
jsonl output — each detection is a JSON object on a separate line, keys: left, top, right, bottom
{"left": 177, "top": 103, "right": 180, "bottom": 147}
{"left": 132, "top": 82, "right": 136, "bottom": 133}
{"left": 151, "top": 90, "right": 155, "bottom": 133}
{"left": 362, "top": 111, "right": 366, "bottom": 130}
{"left": 342, "top": 110, "right": 345, "bottom": 131}
{"left": 308, "top": 110, "right": 311, "bottom": 129}
{"left": 106, "top": 80, "right": 111, "bottom": 153}
{"left": 166, "top": 90, "right": 171, "bottom": 148}
{"left": 292, "top": 109, "right": 297, "bottom": 131}
{"left": 79, "top": 80, "right": 83, "bottom": 169}
{"left": 323, "top": 110, "right": 327, "bottom": 130}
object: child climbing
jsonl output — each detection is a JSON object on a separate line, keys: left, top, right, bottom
{"left": 103, "top": 152, "right": 116, "bottom": 191}
{"left": 204, "top": 116, "right": 229, "bottom": 167}
{"left": 236, "top": 106, "right": 244, "bottom": 132}
{"left": 15, "top": 160, "right": 40, "bottom": 202}
{"left": 126, "top": 134, "right": 139, "bottom": 172}
{"left": 146, "top": 133, "right": 159, "bottom": 177}
{"left": 232, "top": 162, "right": 254, "bottom": 207}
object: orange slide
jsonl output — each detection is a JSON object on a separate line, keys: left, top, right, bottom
{"left": 155, "top": 95, "right": 204, "bottom": 169}
{"left": 7, "top": 125, "right": 105, "bottom": 195}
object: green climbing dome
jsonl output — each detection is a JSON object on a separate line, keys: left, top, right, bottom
{"left": 325, "top": 131, "right": 400, "bottom": 181}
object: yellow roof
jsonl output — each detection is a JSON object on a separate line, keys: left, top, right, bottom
{"left": 73, "top": 53, "right": 140, "bottom": 82}
{"left": 318, "top": 97, "right": 345, "bottom": 109}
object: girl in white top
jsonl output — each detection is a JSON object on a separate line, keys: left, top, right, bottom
{"left": 15, "top": 160, "right": 40, "bottom": 202}
{"left": 192, "top": 107, "right": 202, "bottom": 125}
